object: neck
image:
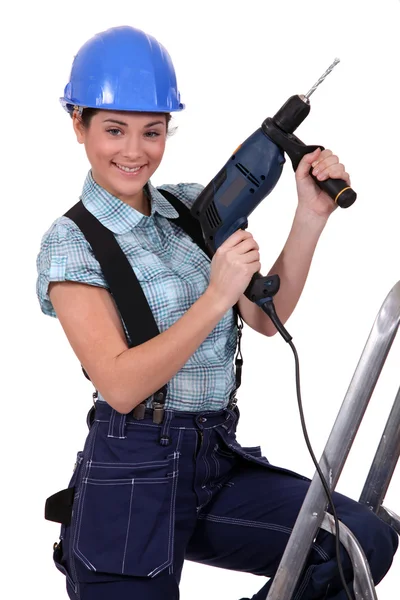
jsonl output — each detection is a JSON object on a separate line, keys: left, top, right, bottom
{"left": 91, "top": 171, "right": 151, "bottom": 215}
{"left": 122, "top": 189, "right": 151, "bottom": 215}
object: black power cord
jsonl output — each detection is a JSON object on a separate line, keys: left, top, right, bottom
{"left": 261, "top": 299, "right": 353, "bottom": 600}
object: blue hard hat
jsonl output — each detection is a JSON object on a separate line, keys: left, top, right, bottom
{"left": 60, "top": 26, "right": 184, "bottom": 113}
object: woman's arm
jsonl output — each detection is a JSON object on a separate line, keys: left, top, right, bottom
{"left": 49, "top": 281, "right": 227, "bottom": 414}
{"left": 237, "top": 148, "right": 350, "bottom": 336}
{"left": 49, "top": 227, "right": 261, "bottom": 414}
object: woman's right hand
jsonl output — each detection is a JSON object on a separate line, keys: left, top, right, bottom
{"left": 207, "top": 230, "right": 261, "bottom": 310}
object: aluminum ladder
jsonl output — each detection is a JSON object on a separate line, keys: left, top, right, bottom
{"left": 266, "top": 281, "right": 400, "bottom": 600}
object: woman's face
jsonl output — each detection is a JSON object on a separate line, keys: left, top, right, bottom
{"left": 73, "top": 110, "right": 168, "bottom": 207}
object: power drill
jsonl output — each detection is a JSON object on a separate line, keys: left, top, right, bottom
{"left": 190, "top": 59, "right": 356, "bottom": 337}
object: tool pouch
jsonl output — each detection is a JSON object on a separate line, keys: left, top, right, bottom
{"left": 44, "top": 450, "right": 84, "bottom": 526}
{"left": 45, "top": 487, "right": 75, "bottom": 526}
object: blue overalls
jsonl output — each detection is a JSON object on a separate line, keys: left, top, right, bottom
{"left": 53, "top": 401, "right": 397, "bottom": 600}
{"left": 47, "top": 194, "right": 398, "bottom": 600}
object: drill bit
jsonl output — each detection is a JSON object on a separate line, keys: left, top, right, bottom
{"left": 305, "top": 58, "right": 340, "bottom": 99}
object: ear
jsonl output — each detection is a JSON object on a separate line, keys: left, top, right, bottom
{"left": 72, "top": 113, "right": 85, "bottom": 144}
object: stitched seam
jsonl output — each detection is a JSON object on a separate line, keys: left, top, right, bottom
{"left": 161, "top": 410, "right": 173, "bottom": 440}
{"left": 122, "top": 481, "right": 135, "bottom": 574}
{"left": 73, "top": 423, "right": 100, "bottom": 572}
{"left": 198, "top": 513, "right": 294, "bottom": 534}
{"left": 293, "top": 564, "right": 315, "bottom": 600}
{"left": 201, "top": 435, "right": 212, "bottom": 489}
{"left": 96, "top": 414, "right": 232, "bottom": 431}
{"left": 169, "top": 431, "right": 182, "bottom": 573}
{"left": 197, "top": 514, "right": 330, "bottom": 560}
{"left": 107, "top": 411, "right": 115, "bottom": 437}
{"left": 149, "top": 462, "right": 178, "bottom": 576}
{"left": 70, "top": 420, "right": 99, "bottom": 594}
{"left": 85, "top": 478, "right": 170, "bottom": 485}
{"left": 193, "top": 428, "right": 199, "bottom": 458}
{"left": 315, "top": 544, "right": 330, "bottom": 561}
{"left": 88, "top": 459, "right": 170, "bottom": 467}
{"left": 211, "top": 446, "right": 220, "bottom": 479}
{"left": 119, "top": 413, "right": 126, "bottom": 439}
{"left": 147, "top": 445, "right": 181, "bottom": 577}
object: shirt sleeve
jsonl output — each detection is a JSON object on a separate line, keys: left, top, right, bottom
{"left": 158, "top": 182, "right": 205, "bottom": 210}
{"left": 36, "top": 216, "right": 107, "bottom": 318}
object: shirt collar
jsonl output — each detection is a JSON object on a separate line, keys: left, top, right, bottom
{"left": 80, "top": 171, "right": 179, "bottom": 234}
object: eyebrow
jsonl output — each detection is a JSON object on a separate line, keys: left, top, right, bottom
{"left": 103, "top": 118, "right": 165, "bottom": 128}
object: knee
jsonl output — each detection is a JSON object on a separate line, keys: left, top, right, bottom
{"left": 360, "top": 510, "right": 399, "bottom": 584}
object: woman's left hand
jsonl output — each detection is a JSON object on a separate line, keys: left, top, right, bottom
{"left": 295, "top": 147, "right": 351, "bottom": 219}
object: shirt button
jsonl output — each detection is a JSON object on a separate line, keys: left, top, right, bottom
{"left": 198, "top": 417, "right": 207, "bottom": 423}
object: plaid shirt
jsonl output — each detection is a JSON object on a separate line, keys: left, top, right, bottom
{"left": 36, "top": 171, "right": 237, "bottom": 411}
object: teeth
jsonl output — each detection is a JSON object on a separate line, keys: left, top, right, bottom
{"left": 116, "top": 163, "right": 142, "bottom": 173}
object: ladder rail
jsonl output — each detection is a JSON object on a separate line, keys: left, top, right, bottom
{"left": 377, "top": 506, "right": 400, "bottom": 535}
{"left": 265, "top": 281, "right": 400, "bottom": 600}
{"left": 320, "top": 513, "right": 378, "bottom": 600}
{"left": 359, "top": 385, "right": 400, "bottom": 511}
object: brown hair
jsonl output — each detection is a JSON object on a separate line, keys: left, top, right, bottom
{"left": 68, "top": 106, "right": 172, "bottom": 131}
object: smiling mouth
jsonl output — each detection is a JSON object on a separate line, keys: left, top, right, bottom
{"left": 113, "top": 162, "right": 145, "bottom": 174}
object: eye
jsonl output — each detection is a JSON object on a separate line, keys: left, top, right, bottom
{"left": 106, "top": 128, "right": 122, "bottom": 136}
{"left": 144, "top": 131, "right": 161, "bottom": 138}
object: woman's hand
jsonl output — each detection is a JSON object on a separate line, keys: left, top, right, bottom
{"left": 208, "top": 230, "right": 261, "bottom": 310}
{"left": 295, "top": 148, "right": 351, "bottom": 219}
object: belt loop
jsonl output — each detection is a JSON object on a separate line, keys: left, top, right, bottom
{"left": 159, "top": 410, "right": 173, "bottom": 446}
{"left": 107, "top": 409, "right": 127, "bottom": 439}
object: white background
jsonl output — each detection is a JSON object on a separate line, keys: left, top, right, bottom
{"left": 2, "top": 0, "right": 399, "bottom": 597}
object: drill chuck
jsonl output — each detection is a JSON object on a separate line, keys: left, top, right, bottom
{"left": 263, "top": 60, "right": 357, "bottom": 209}
{"left": 272, "top": 94, "right": 311, "bottom": 134}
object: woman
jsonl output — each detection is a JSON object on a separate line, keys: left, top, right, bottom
{"left": 36, "top": 25, "right": 398, "bottom": 600}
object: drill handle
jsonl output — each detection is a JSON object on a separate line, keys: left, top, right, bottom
{"left": 294, "top": 143, "right": 356, "bottom": 208}
{"left": 310, "top": 172, "right": 355, "bottom": 209}
{"left": 262, "top": 118, "right": 357, "bottom": 209}
{"left": 244, "top": 272, "right": 280, "bottom": 302}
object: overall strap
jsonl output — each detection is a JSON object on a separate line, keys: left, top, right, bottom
{"left": 65, "top": 190, "right": 243, "bottom": 412}
{"left": 64, "top": 200, "right": 167, "bottom": 416}
{"left": 158, "top": 188, "right": 210, "bottom": 256}
{"left": 159, "top": 189, "right": 244, "bottom": 397}
{"left": 65, "top": 201, "right": 159, "bottom": 347}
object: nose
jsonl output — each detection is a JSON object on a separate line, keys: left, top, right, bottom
{"left": 121, "top": 133, "right": 144, "bottom": 161}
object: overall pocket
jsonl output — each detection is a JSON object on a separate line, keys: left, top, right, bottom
{"left": 217, "top": 429, "right": 311, "bottom": 482}
{"left": 195, "top": 440, "right": 235, "bottom": 492}
{"left": 216, "top": 428, "right": 269, "bottom": 467}
{"left": 239, "top": 445, "right": 263, "bottom": 458}
{"left": 73, "top": 452, "right": 179, "bottom": 578}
